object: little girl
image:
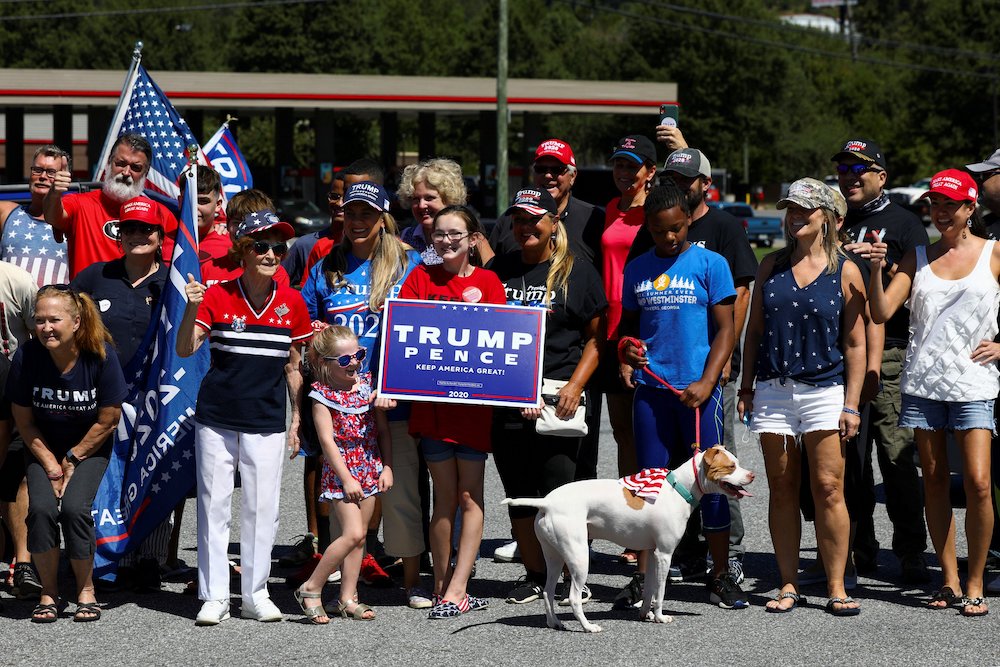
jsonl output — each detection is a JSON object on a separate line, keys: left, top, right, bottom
{"left": 294, "top": 325, "right": 393, "bottom": 624}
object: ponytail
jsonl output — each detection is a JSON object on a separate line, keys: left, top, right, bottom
{"left": 36, "top": 286, "right": 114, "bottom": 359}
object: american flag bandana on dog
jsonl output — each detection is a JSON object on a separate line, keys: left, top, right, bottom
{"left": 619, "top": 468, "right": 670, "bottom": 503}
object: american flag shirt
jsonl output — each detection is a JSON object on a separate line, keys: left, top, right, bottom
{"left": 0, "top": 206, "right": 69, "bottom": 287}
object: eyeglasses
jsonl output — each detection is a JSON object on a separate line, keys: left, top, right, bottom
{"left": 252, "top": 240, "right": 289, "bottom": 256}
{"left": 327, "top": 191, "right": 344, "bottom": 202}
{"left": 836, "top": 163, "right": 882, "bottom": 176}
{"left": 431, "top": 231, "right": 471, "bottom": 242}
{"left": 30, "top": 166, "right": 59, "bottom": 178}
{"left": 324, "top": 348, "right": 366, "bottom": 367}
{"left": 533, "top": 163, "right": 568, "bottom": 176}
{"left": 120, "top": 222, "right": 159, "bottom": 235}
{"left": 112, "top": 158, "right": 146, "bottom": 174}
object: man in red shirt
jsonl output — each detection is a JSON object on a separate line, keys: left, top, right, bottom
{"left": 43, "top": 133, "right": 177, "bottom": 278}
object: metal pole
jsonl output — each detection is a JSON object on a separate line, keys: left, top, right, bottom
{"left": 92, "top": 41, "right": 143, "bottom": 180}
{"left": 496, "top": 0, "right": 509, "bottom": 218}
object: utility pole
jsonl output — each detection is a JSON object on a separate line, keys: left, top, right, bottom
{"left": 496, "top": 0, "right": 509, "bottom": 217}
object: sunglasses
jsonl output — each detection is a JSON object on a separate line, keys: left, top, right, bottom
{"left": 324, "top": 348, "right": 366, "bottom": 367}
{"left": 252, "top": 240, "right": 288, "bottom": 256}
{"left": 120, "top": 222, "right": 159, "bottom": 235}
{"left": 836, "top": 163, "right": 882, "bottom": 176}
{"left": 533, "top": 163, "right": 568, "bottom": 176}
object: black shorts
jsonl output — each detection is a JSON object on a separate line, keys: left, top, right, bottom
{"left": 0, "top": 437, "right": 26, "bottom": 503}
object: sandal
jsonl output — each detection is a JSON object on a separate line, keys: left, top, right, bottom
{"left": 31, "top": 602, "right": 59, "bottom": 624}
{"left": 73, "top": 602, "right": 102, "bottom": 623}
{"left": 618, "top": 549, "right": 639, "bottom": 565}
{"left": 960, "top": 597, "right": 989, "bottom": 618}
{"left": 294, "top": 587, "right": 329, "bottom": 625}
{"left": 928, "top": 586, "right": 961, "bottom": 609}
{"left": 334, "top": 600, "right": 375, "bottom": 621}
{"left": 825, "top": 596, "right": 861, "bottom": 617}
{"left": 765, "top": 591, "right": 805, "bottom": 614}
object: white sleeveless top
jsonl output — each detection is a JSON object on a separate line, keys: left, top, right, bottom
{"left": 901, "top": 241, "right": 1000, "bottom": 401}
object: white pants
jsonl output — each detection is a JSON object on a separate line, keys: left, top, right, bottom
{"left": 195, "top": 423, "right": 285, "bottom": 605}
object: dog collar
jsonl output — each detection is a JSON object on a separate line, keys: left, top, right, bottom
{"left": 665, "top": 470, "right": 698, "bottom": 506}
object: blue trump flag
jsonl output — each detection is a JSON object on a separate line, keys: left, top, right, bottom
{"left": 203, "top": 122, "right": 254, "bottom": 201}
{"left": 93, "top": 167, "right": 209, "bottom": 577}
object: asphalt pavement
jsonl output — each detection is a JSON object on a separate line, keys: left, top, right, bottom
{"left": 1, "top": 404, "right": 997, "bottom": 665}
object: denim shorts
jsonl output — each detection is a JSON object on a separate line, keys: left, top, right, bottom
{"left": 420, "top": 438, "right": 488, "bottom": 463}
{"left": 750, "top": 379, "right": 844, "bottom": 436}
{"left": 898, "top": 394, "right": 996, "bottom": 432}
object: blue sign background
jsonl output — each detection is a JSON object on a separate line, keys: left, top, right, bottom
{"left": 378, "top": 298, "right": 545, "bottom": 408}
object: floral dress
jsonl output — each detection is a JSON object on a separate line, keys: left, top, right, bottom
{"left": 309, "top": 372, "right": 383, "bottom": 501}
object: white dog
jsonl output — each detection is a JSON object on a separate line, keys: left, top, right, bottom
{"left": 502, "top": 446, "right": 754, "bottom": 632}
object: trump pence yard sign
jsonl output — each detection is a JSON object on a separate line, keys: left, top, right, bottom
{"left": 377, "top": 298, "right": 546, "bottom": 408}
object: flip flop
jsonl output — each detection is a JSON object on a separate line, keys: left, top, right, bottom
{"left": 73, "top": 602, "right": 102, "bottom": 623}
{"left": 825, "top": 596, "right": 861, "bottom": 617}
{"left": 765, "top": 591, "right": 805, "bottom": 614}
{"left": 928, "top": 586, "right": 961, "bottom": 609}
{"left": 960, "top": 597, "right": 989, "bottom": 618}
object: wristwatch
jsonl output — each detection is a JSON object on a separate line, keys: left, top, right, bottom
{"left": 65, "top": 450, "right": 84, "bottom": 467}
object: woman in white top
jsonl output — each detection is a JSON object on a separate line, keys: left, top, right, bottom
{"left": 868, "top": 169, "right": 1000, "bottom": 617}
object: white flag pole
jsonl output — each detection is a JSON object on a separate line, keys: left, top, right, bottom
{"left": 92, "top": 41, "right": 144, "bottom": 181}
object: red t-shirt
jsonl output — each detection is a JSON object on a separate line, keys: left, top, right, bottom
{"left": 61, "top": 190, "right": 177, "bottom": 278}
{"left": 300, "top": 236, "right": 335, "bottom": 287}
{"left": 601, "top": 197, "right": 645, "bottom": 339}
{"left": 398, "top": 264, "right": 507, "bottom": 451}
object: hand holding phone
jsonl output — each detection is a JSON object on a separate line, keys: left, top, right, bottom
{"left": 659, "top": 103, "right": 679, "bottom": 128}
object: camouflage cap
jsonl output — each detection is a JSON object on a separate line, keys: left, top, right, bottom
{"left": 777, "top": 177, "right": 839, "bottom": 213}
{"left": 827, "top": 184, "right": 847, "bottom": 218}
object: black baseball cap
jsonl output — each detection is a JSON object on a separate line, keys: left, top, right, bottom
{"left": 610, "top": 135, "right": 657, "bottom": 165}
{"left": 831, "top": 138, "right": 887, "bottom": 169}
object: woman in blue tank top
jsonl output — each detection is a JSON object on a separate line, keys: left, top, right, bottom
{"left": 739, "top": 178, "right": 867, "bottom": 616}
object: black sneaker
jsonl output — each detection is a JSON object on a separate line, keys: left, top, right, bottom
{"left": 709, "top": 572, "right": 749, "bottom": 609}
{"left": 668, "top": 558, "right": 710, "bottom": 583}
{"left": 278, "top": 533, "right": 317, "bottom": 568}
{"left": 134, "top": 557, "right": 162, "bottom": 593}
{"left": 13, "top": 563, "right": 42, "bottom": 600}
{"left": 505, "top": 576, "right": 544, "bottom": 604}
{"left": 613, "top": 572, "right": 645, "bottom": 609}
{"left": 556, "top": 579, "right": 592, "bottom": 606}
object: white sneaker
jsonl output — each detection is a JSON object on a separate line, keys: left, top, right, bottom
{"left": 195, "top": 599, "right": 231, "bottom": 626}
{"left": 988, "top": 574, "right": 1000, "bottom": 594}
{"left": 241, "top": 597, "right": 283, "bottom": 622}
{"left": 328, "top": 569, "right": 342, "bottom": 583}
{"left": 493, "top": 540, "right": 521, "bottom": 563}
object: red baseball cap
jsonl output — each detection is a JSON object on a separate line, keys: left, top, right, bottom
{"left": 534, "top": 139, "right": 576, "bottom": 168}
{"left": 922, "top": 169, "right": 979, "bottom": 202}
{"left": 120, "top": 197, "right": 162, "bottom": 226}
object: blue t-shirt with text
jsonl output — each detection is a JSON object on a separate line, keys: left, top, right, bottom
{"left": 621, "top": 245, "right": 735, "bottom": 389}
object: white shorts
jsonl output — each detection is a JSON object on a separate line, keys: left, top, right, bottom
{"left": 750, "top": 379, "right": 844, "bottom": 436}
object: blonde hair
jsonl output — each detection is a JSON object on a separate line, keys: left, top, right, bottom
{"left": 322, "top": 212, "right": 410, "bottom": 312}
{"left": 397, "top": 158, "right": 467, "bottom": 208}
{"left": 775, "top": 207, "right": 843, "bottom": 274}
{"left": 308, "top": 325, "right": 358, "bottom": 387}
{"left": 36, "top": 286, "right": 114, "bottom": 360}
{"left": 544, "top": 219, "right": 575, "bottom": 308}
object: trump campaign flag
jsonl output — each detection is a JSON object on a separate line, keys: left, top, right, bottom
{"left": 203, "top": 121, "right": 254, "bottom": 202}
{"left": 94, "top": 44, "right": 203, "bottom": 203}
{"left": 93, "top": 167, "right": 209, "bottom": 577}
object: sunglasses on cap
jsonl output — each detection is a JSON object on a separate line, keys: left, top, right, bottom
{"left": 836, "top": 163, "right": 882, "bottom": 176}
{"left": 324, "top": 348, "right": 366, "bottom": 367}
{"left": 252, "top": 240, "right": 288, "bottom": 256}
{"left": 119, "top": 222, "right": 160, "bottom": 235}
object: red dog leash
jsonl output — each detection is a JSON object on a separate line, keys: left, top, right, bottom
{"left": 618, "top": 336, "right": 706, "bottom": 496}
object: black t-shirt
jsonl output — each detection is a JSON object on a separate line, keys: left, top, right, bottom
{"left": 844, "top": 201, "right": 928, "bottom": 348}
{"left": 489, "top": 196, "right": 604, "bottom": 269}
{"left": 488, "top": 252, "right": 607, "bottom": 380}
{"left": 71, "top": 258, "right": 168, "bottom": 368}
{"left": 5, "top": 339, "right": 127, "bottom": 456}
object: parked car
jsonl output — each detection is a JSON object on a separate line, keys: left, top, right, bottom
{"left": 708, "top": 201, "right": 783, "bottom": 247}
{"left": 887, "top": 177, "right": 932, "bottom": 224}
{"left": 275, "top": 198, "right": 328, "bottom": 236}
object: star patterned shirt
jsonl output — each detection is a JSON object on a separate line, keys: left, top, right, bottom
{"left": 194, "top": 279, "right": 312, "bottom": 433}
{"left": 0, "top": 205, "right": 69, "bottom": 287}
{"left": 756, "top": 257, "right": 846, "bottom": 387}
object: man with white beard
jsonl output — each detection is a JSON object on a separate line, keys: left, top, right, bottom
{"left": 44, "top": 133, "right": 177, "bottom": 278}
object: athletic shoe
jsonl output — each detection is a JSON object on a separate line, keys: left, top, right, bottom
{"left": 241, "top": 597, "right": 283, "bottom": 622}
{"left": 195, "top": 599, "right": 231, "bottom": 626}
{"left": 668, "top": 558, "right": 709, "bottom": 583}
{"left": 13, "top": 562, "right": 42, "bottom": 600}
{"left": 493, "top": 541, "right": 521, "bottom": 563}
{"left": 505, "top": 576, "right": 544, "bottom": 604}
{"left": 728, "top": 557, "right": 746, "bottom": 585}
{"left": 556, "top": 580, "right": 592, "bottom": 606}
{"left": 708, "top": 572, "right": 749, "bottom": 609}
{"left": 407, "top": 587, "right": 435, "bottom": 609}
{"left": 613, "top": 572, "right": 645, "bottom": 609}
{"left": 987, "top": 574, "right": 1000, "bottom": 594}
{"left": 278, "top": 534, "right": 317, "bottom": 568}
{"left": 327, "top": 569, "right": 342, "bottom": 584}
{"left": 360, "top": 553, "right": 393, "bottom": 587}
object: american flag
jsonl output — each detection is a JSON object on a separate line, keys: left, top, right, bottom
{"left": 619, "top": 468, "right": 670, "bottom": 503}
{"left": 96, "top": 64, "right": 201, "bottom": 201}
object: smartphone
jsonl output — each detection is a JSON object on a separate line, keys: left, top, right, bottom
{"left": 659, "top": 103, "right": 679, "bottom": 128}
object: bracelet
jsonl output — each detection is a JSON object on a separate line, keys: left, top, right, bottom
{"left": 738, "top": 388, "right": 755, "bottom": 397}
{"left": 46, "top": 471, "right": 64, "bottom": 481}
{"left": 842, "top": 407, "right": 861, "bottom": 416}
